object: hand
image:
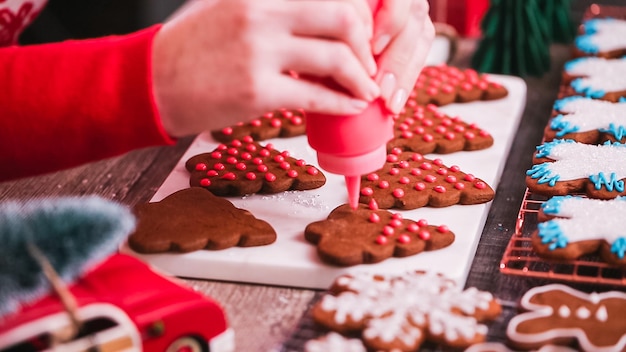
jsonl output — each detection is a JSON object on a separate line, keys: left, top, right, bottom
{"left": 152, "top": 0, "right": 380, "bottom": 137}
{"left": 371, "top": 0, "right": 435, "bottom": 114}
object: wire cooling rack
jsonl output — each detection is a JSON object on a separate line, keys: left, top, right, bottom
{"left": 499, "top": 188, "right": 626, "bottom": 286}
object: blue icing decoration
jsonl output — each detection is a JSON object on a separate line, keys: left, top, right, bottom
{"left": 582, "top": 18, "right": 615, "bottom": 34}
{"left": 553, "top": 96, "right": 585, "bottom": 111}
{"left": 540, "top": 195, "right": 572, "bottom": 215}
{"left": 611, "top": 237, "right": 626, "bottom": 259}
{"left": 534, "top": 139, "right": 574, "bottom": 158}
{"left": 538, "top": 221, "right": 569, "bottom": 250}
{"left": 550, "top": 115, "right": 579, "bottom": 137}
{"left": 602, "top": 140, "right": 626, "bottom": 147}
{"left": 571, "top": 78, "right": 606, "bottom": 98}
{"left": 527, "top": 164, "right": 560, "bottom": 186}
{"left": 619, "top": 97, "right": 626, "bottom": 103}
{"left": 564, "top": 57, "right": 590, "bottom": 72}
{"left": 575, "top": 35, "right": 599, "bottom": 54}
{"left": 589, "top": 172, "right": 625, "bottom": 192}
{"left": 599, "top": 123, "right": 626, "bottom": 140}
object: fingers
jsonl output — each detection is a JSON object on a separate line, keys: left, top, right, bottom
{"left": 372, "top": 0, "right": 412, "bottom": 55}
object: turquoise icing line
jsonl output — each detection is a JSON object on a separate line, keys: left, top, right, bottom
{"left": 540, "top": 195, "right": 571, "bottom": 215}
{"left": 571, "top": 78, "right": 606, "bottom": 98}
{"left": 534, "top": 139, "right": 574, "bottom": 158}
{"left": 527, "top": 164, "right": 560, "bottom": 186}
{"left": 550, "top": 115, "right": 579, "bottom": 137}
{"left": 553, "top": 96, "right": 585, "bottom": 111}
{"left": 564, "top": 57, "right": 589, "bottom": 72}
{"left": 611, "top": 238, "right": 626, "bottom": 260}
{"left": 599, "top": 123, "right": 626, "bottom": 140}
{"left": 538, "top": 221, "right": 569, "bottom": 250}
{"left": 575, "top": 35, "right": 599, "bottom": 54}
{"left": 589, "top": 172, "right": 625, "bottom": 192}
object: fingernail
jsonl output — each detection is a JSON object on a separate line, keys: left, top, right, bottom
{"left": 350, "top": 98, "right": 369, "bottom": 111}
{"left": 366, "top": 79, "right": 381, "bottom": 101}
{"left": 367, "top": 55, "right": 377, "bottom": 76}
{"left": 380, "top": 72, "right": 396, "bottom": 101}
{"left": 373, "top": 34, "right": 391, "bottom": 55}
{"left": 390, "top": 89, "right": 407, "bottom": 114}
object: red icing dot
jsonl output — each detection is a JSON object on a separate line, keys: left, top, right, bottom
{"left": 450, "top": 165, "right": 460, "bottom": 172}
{"left": 367, "top": 173, "right": 379, "bottom": 181}
{"left": 250, "top": 119, "right": 262, "bottom": 127}
{"left": 424, "top": 175, "right": 437, "bottom": 183}
{"left": 436, "top": 168, "right": 447, "bottom": 175}
{"left": 464, "top": 132, "right": 476, "bottom": 139}
{"left": 221, "top": 127, "right": 233, "bottom": 135}
{"left": 474, "top": 181, "right": 486, "bottom": 189}
{"left": 414, "top": 182, "right": 426, "bottom": 191}
{"left": 369, "top": 213, "right": 380, "bottom": 223}
{"left": 454, "top": 125, "right": 465, "bottom": 132}
{"left": 411, "top": 153, "right": 423, "bottom": 161}
{"left": 433, "top": 159, "right": 443, "bottom": 166}
{"left": 226, "top": 157, "right": 238, "bottom": 164}
{"left": 279, "top": 161, "right": 290, "bottom": 170}
{"left": 387, "top": 154, "right": 399, "bottom": 163}
{"left": 265, "top": 173, "right": 277, "bottom": 182}
{"left": 408, "top": 223, "right": 419, "bottom": 232}
{"left": 391, "top": 147, "right": 403, "bottom": 155}
{"left": 295, "top": 159, "right": 306, "bottom": 167}
{"left": 434, "top": 185, "right": 446, "bottom": 193}
{"left": 281, "top": 151, "right": 290, "bottom": 158}
{"left": 195, "top": 163, "right": 207, "bottom": 171}
{"left": 306, "top": 167, "right": 319, "bottom": 175}
{"left": 252, "top": 157, "right": 263, "bottom": 165}
{"left": 402, "top": 131, "right": 413, "bottom": 139}
{"left": 389, "top": 219, "right": 403, "bottom": 228}
{"left": 437, "top": 225, "right": 449, "bottom": 233}
{"left": 263, "top": 112, "right": 273, "bottom": 118}
{"left": 274, "top": 155, "right": 285, "bottom": 163}
{"left": 426, "top": 86, "right": 438, "bottom": 96}
{"left": 241, "top": 152, "right": 252, "bottom": 160}
{"left": 287, "top": 170, "right": 298, "bottom": 178}
{"left": 392, "top": 213, "right": 403, "bottom": 220}
{"left": 270, "top": 118, "right": 282, "bottom": 127}
{"left": 283, "top": 110, "right": 293, "bottom": 118}
{"left": 397, "top": 234, "right": 411, "bottom": 244}
{"left": 257, "top": 165, "right": 269, "bottom": 172}
{"left": 217, "top": 144, "right": 228, "bottom": 151}
{"left": 227, "top": 148, "right": 238, "bottom": 156}
{"left": 361, "top": 187, "right": 374, "bottom": 196}
{"left": 260, "top": 149, "right": 270, "bottom": 157}
{"left": 246, "top": 144, "right": 257, "bottom": 152}
{"left": 464, "top": 174, "right": 476, "bottom": 182}
{"left": 375, "top": 235, "right": 388, "bottom": 245}
{"left": 200, "top": 178, "right": 211, "bottom": 187}
{"left": 392, "top": 188, "right": 405, "bottom": 198}
{"left": 442, "top": 84, "right": 454, "bottom": 93}
{"left": 454, "top": 182, "right": 465, "bottom": 190}
{"left": 389, "top": 168, "right": 400, "bottom": 176}
{"left": 418, "top": 230, "right": 431, "bottom": 240}
{"left": 383, "top": 226, "right": 394, "bottom": 236}
{"left": 417, "top": 219, "right": 428, "bottom": 227}
{"left": 211, "top": 152, "right": 222, "bottom": 159}
{"left": 291, "top": 116, "right": 303, "bottom": 125}
{"left": 379, "top": 181, "right": 390, "bottom": 189}
{"left": 231, "top": 140, "right": 242, "bottom": 148}
{"left": 206, "top": 170, "right": 218, "bottom": 177}
{"left": 420, "top": 162, "right": 432, "bottom": 170}
{"left": 445, "top": 175, "right": 457, "bottom": 183}
{"left": 214, "top": 163, "right": 226, "bottom": 171}
{"left": 410, "top": 168, "right": 421, "bottom": 176}
{"left": 399, "top": 176, "right": 410, "bottom": 184}
{"left": 444, "top": 132, "right": 455, "bottom": 140}
{"left": 236, "top": 163, "right": 246, "bottom": 171}
{"left": 461, "top": 82, "right": 473, "bottom": 91}
{"left": 479, "top": 130, "right": 490, "bottom": 137}
{"left": 222, "top": 172, "right": 236, "bottom": 180}
{"left": 422, "top": 119, "right": 433, "bottom": 127}
{"left": 369, "top": 199, "right": 379, "bottom": 210}
{"left": 435, "top": 126, "right": 446, "bottom": 134}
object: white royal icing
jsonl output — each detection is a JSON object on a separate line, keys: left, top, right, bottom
{"left": 566, "top": 57, "right": 626, "bottom": 93}
{"left": 304, "top": 332, "right": 366, "bottom": 352}
{"left": 581, "top": 18, "right": 626, "bottom": 53}
{"left": 541, "top": 196, "right": 626, "bottom": 249}
{"left": 552, "top": 98, "right": 626, "bottom": 136}
{"left": 321, "top": 271, "right": 494, "bottom": 347}
{"left": 507, "top": 284, "right": 626, "bottom": 352}
{"left": 535, "top": 141, "right": 626, "bottom": 181}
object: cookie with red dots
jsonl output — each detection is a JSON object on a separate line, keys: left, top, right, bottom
{"left": 359, "top": 149, "right": 494, "bottom": 210}
{"left": 128, "top": 187, "right": 276, "bottom": 253}
{"left": 211, "top": 108, "right": 306, "bottom": 143}
{"left": 388, "top": 103, "right": 494, "bottom": 154}
{"left": 411, "top": 65, "right": 508, "bottom": 107}
{"left": 304, "top": 201, "right": 455, "bottom": 266}
{"left": 185, "top": 137, "right": 326, "bottom": 196}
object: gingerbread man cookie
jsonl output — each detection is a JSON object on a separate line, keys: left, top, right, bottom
{"left": 128, "top": 187, "right": 276, "bottom": 253}
{"left": 185, "top": 137, "right": 326, "bottom": 196}
{"left": 211, "top": 108, "right": 306, "bottom": 143}
{"left": 531, "top": 195, "right": 626, "bottom": 267}
{"left": 359, "top": 148, "right": 494, "bottom": 210}
{"left": 304, "top": 201, "right": 455, "bottom": 266}
{"left": 411, "top": 65, "right": 508, "bottom": 106}
{"left": 388, "top": 103, "right": 494, "bottom": 154}
{"left": 562, "top": 57, "right": 626, "bottom": 102}
{"left": 311, "top": 271, "right": 501, "bottom": 351}
{"left": 526, "top": 139, "right": 626, "bottom": 199}
{"left": 507, "top": 284, "right": 626, "bottom": 352}
{"left": 545, "top": 96, "right": 626, "bottom": 144}
{"left": 575, "top": 18, "right": 626, "bottom": 58}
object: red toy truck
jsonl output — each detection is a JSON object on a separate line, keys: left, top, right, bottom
{"left": 0, "top": 254, "right": 234, "bottom": 352}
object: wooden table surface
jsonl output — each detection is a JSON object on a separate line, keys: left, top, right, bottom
{"left": 3, "top": 2, "right": 625, "bottom": 350}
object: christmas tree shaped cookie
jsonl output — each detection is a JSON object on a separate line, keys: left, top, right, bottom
{"left": 211, "top": 108, "right": 306, "bottom": 143}
{"left": 185, "top": 137, "right": 326, "bottom": 196}
{"left": 563, "top": 57, "right": 626, "bottom": 102}
{"left": 575, "top": 18, "right": 626, "bottom": 58}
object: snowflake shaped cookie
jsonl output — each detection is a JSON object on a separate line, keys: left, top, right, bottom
{"left": 545, "top": 96, "right": 626, "bottom": 143}
{"left": 185, "top": 137, "right": 326, "bottom": 196}
{"left": 563, "top": 57, "right": 626, "bottom": 101}
{"left": 531, "top": 195, "right": 626, "bottom": 267}
{"left": 311, "top": 271, "right": 501, "bottom": 351}
{"left": 128, "top": 187, "right": 276, "bottom": 253}
{"left": 507, "top": 284, "right": 626, "bottom": 352}
{"left": 575, "top": 18, "right": 626, "bottom": 58}
{"left": 211, "top": 108, "right": 306, "bottom": 143}
{"left": 360, "top": 148, "right": 494, "bottom": 209}
{"left": 526, "top": 139, "right": 626, "bottom": 198}
{"left": 411, "top": 65, "right": 508, "bottom": 106}
{"left": 388, "top": 103, "right": 493, "bottom": 154}
{"left": 304, "top": 201, "right": 455, "bottom": 266}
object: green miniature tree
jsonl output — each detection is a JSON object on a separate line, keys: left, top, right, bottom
{"left": 539, "top": 0, "right": 577, "bottom": 44}
{"left": 471, "top": 0, "right": 551, "bottom": 77}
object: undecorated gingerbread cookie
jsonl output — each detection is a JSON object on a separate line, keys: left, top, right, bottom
{"left": 531, "top": 195, "right": 626, "bottom": 267}
{"left": 211, "top": 108, "right": 306, "bottom": 143}
{"left": 562, "top": 57, "right": 626, "bottom": 101}
{"left": 526, "top": 139, "right": 626, "bottom": 199}
{"left": 545, "top": 96, "right": 626, "bottom": 144}
{"left": 312, "top": 271, "right": 501, "bottom": 351}
{"left": 359, "top": 148, "right": 494, "bottom": 209}
{"left": 185, "top": 137, "right": 326, "bottom": 196}
{"left": 507, "top": 284, "right": 626, "bottom": 352}
{"left": 304, "top": 201, "right": 455, "bottom": 266}
{"left": 388, "top": 103, "right": 493, "bottom": 154}
{"left": 128, "top": 187, "right": 276, "bottom": 253}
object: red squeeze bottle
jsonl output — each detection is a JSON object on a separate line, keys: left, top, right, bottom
{"left": 306, "top": 0, "right": 393, "bottom": 209}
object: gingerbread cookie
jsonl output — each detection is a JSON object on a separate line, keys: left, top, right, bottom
{"left": 562, "top": 57, "right": 626, "bottom": 101}
{"left": 545, "top": 96, "right": 626, "bottom": 144}
{"left": 185, "top": 137, "right": 326, "bottom": 196}
{"left": 388, "top": 103, "right": 494, "bottom": 154}
{"left": 531, "top": 195, "right": 626, "bottom": 267}
{"left": 574, "top": 18, "right": 626, "bottom": 58}
{"left": 128, "top": 187, "right": 276, "bottom": 253}
{"left": 311, "top": 271, "right": 501, "bottom": 351}
{"left": 304, "top": 332, "right": 366, "bottom": 352}
{"left": 304, "top": 201, "right": 455, "bottom": 266}
{"left": 526, "top": 139, "right": 626, "bottom": 199}
{"left": 411, "top": 64, "right": 508, "bottom": 106}
{"left": 359, "top": 148, "right": 494, "bottom": 209}
{"left": 211, "top": 108, "right": 306, "bottom": 143}
{"left": 507, "top": 284, "right": 626, "bottom": 352}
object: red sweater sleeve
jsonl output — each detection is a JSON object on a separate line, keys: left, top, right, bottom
{"left": 0, "top": 24, "right": 175, "bottom": 182}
